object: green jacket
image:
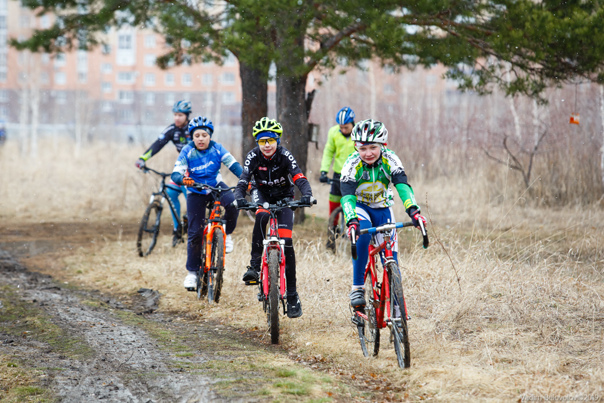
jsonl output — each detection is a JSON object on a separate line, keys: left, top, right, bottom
{"left": 320, "top": 125, "right": 356, "bottom": 174}
{"left": 339, "top": 148, "right": 418, "bottom": 224}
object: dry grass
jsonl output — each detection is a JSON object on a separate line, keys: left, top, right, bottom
{"left": 1, "top": 139, "right": 603, "bottom": 401}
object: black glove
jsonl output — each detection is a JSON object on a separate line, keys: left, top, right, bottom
{"left": 408, "top": 207, "right": 427, "bottom": 228}
{"left": 300, "top": 195, "right": 313, "bottom": 205}
{"left": 234, "top": 198, "right": 248, "bottom": 209}
{"left": 347, "top": 218, "right": 360, "bottom": 241}
{"left": 319, "top": 171, "right": 329, "bottom": 183}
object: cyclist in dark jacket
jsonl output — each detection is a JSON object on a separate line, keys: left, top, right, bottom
{"left": 233, "top": 117, "right": 315, "bottom": 318}
{"left": 135, "top": 100, "right": 192, "bottom": 246}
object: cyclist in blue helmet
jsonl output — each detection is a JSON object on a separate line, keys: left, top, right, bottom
{"left": 319, "top": 106, "right": 357, "bottom": 250}
{"left": 172, "top": 116, "right": 242, "bottom": 291}
{"left": 135, "top": 100, "right": 192, "bottom": 246}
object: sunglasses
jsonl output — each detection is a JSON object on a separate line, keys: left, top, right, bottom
{"left": 257, "top": 137, "right": 277, "bottom": 146}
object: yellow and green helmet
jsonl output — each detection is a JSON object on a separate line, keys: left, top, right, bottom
{"left": 252, "top": 117, "right": 283, "bottom": 138}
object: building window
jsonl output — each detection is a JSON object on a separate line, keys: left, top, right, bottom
{"left": 102, "top": 63, "right": 112, "bottom": 74}
{"left": 102, "top": 101, "right": 112, "bottom": 112}
{"left": 165, "top": 92, "right": 175, "bottom": 105}
{"left": 144, "top": 35, "right": 155, "bottom": 48}
{"left": 144, "top": 73, "right": 155, "bottom": 87}
{"left": 20, "top": 15, "right": 30, "bottom": 28}
{"left": 0, "top": 72, "right": 6, "bottom": 82}
{"left": 54, "top": 72, "right": 67, "bottom": 85}
{"left": 202, "top": 74, "right": 213, "bottom": 86}
{"left": 54, "top": 53, "right": 66, "bottom": 67}
{"left": 222, "top": 92, "right": 235, "bottom": 105}
{"left": 164, "top": 73, "right": 174, "bottom": 86}
{"left": 144, "top": 54, "right": 156, "bottom": 67}
{"left": 102, "top": 82, "right": 112, "bottom": 93}
{"left": 0, "top": 105, "right": 7, "bottom": 118}
{"left": 119, "top": 109, "right": 134, "bottom": 119}
{"left": 0, "top": 53, "right": 6, "bottom": 67}
{"left": 117, "top": 71, "right": 135, "bottom": 84}
{"left": 18, "top": 72, "right": 28, "bottom": 83}
{"left": 224, "top": 51, "right": 236, "bottom": 66}
{"left": 41, "top": 53, "right": 50, "bottom": 64}
{"left": 383, "top": 84, "right": 395, "bottom": 95}
{"left": 78, "top": 72, "right": 87, "bottom": 83}
{"left": 40, "top": 72, "right": 49, "bottom": 84}
{"left": 145, "top": 92, "right": 155, "bottom": 105}
{"left": 77, "top": 51, "right": 88, "bottom": 71}
{"left": 101, "top": 44, "right": 111, "bottom": 55}
{"left": 0, "top": 89, "right": 8, "bottom": 102}
{"left": 118, "top": 34, "right": 132, "bottom": 50}
{"left": 118, "top": 90, "right": 134, "bottom": 104}
{"left": 55, "top": 91, "right": 67, "bottom": 104}
{"left": 182, "top": 73, "right": 192, "bottom": 86}
{"left": 221, "top": 72, "right": 235, "bottom": 85}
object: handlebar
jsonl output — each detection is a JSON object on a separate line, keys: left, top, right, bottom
{"left": 354, "top": 221, "right": 430, "bottom": 249}
{"left": 237, "top": 199, "right": 317, "bottom": 211}
{"left": 141, "top": 166, "right": 171, "bottom": 178}
{"left": 190, "top": 183, "right": 237, "bottom": 193}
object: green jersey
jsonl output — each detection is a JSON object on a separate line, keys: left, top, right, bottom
{"left": 320, "top": 125, "right": 356, "bottom": 174}
{"left": 339, "top": 148, "right": 418, "bottom": 223}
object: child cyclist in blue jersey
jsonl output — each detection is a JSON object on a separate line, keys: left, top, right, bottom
{"left": 232, "top": 117, "right": 315, "bottom": 319}
{"left": 171, "top": 116, "right": 242, "bottom": 291}
{"left": 135, "top": 100, "right": 192, "bottom": 246}
{"left": 340, "top": 119, "right": 427, "bottom": 311}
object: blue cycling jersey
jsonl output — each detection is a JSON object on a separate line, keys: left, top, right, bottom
{"left": 171, "top": 140, "right": 242, "bottom": 195}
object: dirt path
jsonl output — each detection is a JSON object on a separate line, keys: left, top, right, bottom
{"left": 0, "top": 220, "right": 355, "bottom": 402}
{"left": 0, "top": 249, "right": 219, "bottom": 402}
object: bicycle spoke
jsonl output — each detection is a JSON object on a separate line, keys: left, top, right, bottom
{"left": 267, "top": 249, "right": 280, "bottom": 344}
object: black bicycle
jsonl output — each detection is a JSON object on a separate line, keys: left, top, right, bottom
{"left": 136, "top": 167, "right": 187, "bottom": 257}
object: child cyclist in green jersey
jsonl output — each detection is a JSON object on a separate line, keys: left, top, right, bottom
{"left": 319, "top": 107, "right": 357, "bottom": 250}
{"left": 340, "top": 119, "right": 427, "bottom": 310}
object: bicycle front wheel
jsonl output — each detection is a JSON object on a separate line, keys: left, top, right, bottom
{"left": 209, "top": 230, "right": 225, "bottom": 303}
{"left": 267, "top": 249, "right": 280, "bottom": 344}
{"left": 137, "top": 201, "right": 161, "bottom": 257}
{"left": 388, "top": 262, "right": 410, "bottom": 368}
{"left": 358, "top": 270, "right": 380, "bottom": 357}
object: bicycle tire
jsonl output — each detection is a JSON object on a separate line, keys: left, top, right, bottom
{"left": 327, "top": 207, "right": 346, "bottom": 253}
{"left": 137, "top": 201, "right": 162, "bottom": 257}
{"left": 267, "top": 249, "right": 280, "bottom": 344}
{"left": 358, "top": 270, "right": 380, "bottom": 357}
{"left": 387, "top": 262, "right": 410, "bottom": 368}
{"left": 198, "top": 235, "right": 208, "bottom": 299}
{"left": 210, "top": 230, "right": 225, "bottom": 303}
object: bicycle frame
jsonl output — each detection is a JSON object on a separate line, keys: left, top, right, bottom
{"left": 144, "top": 167, "right": 184, "bottom": 229}
{"left": 261, "top": 213, "right": 286, "bottom": 305}
{"left": 202, "top": 195, "right": 227, "bottom": 276}
{"left": 362, "top": 231, "right": 407, "bottom": 329}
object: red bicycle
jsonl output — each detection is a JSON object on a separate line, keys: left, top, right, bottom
{"left": 350, "top": 220, "right": 429, "bottom": 368}
{"left": 191, "top": 183, "right": 236, "bottom": 304}
{"left": 238, "top": 198, "right": 316, "bottom": 344}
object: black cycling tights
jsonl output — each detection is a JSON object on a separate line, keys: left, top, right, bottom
{"left": 250, "top": 210, "right": 297, "bottom": 295}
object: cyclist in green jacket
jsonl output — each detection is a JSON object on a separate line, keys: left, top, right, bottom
{"left": 319, "top": 107, "right": 357, "bottom": 249}
{"left": 340, "top": 119, "right": 427, "bottom": 311}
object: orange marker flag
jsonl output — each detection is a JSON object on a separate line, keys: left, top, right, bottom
{"left": 570, "top": 113, "right": 580, "bottom": 125}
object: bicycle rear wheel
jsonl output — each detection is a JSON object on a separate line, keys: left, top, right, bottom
{"left": 137, "top": 201, "right": 161, "bottom": 257}
{"left": 267, "top": 249, "right": 280, "bottom": 344}
{"left": 209, "top": 230, "right": 225, "bottom": 303}
{"left": 388, "top": 262, "right": 410, "bottom": 368}
{"left": 357, "top": 271, "right": 380, "bottom": 357}
{"left": 198, "top": 235, "right": 208, "bottom": 299}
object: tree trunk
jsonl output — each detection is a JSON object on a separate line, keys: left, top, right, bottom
{"left": 276, "top": 73, "right": 309, "bottom": 223}
{"left": 600, "top": 85, "right": 604, "bottom": 194}
{"left": 239, "top": 61, "right": 268, "bottom": 161}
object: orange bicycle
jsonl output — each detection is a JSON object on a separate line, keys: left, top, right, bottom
{"left": 191, "top": 183, "right": 236, "bottom": 304}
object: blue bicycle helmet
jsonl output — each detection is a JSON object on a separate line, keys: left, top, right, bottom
{"left": 335, "top": 106, "right": 355, "bottom": 125}
{"left": 172, "top": 100, "right": 192, "bottom": 115}
{"left": 188, "top": 116, "right": 214, "bottom": 136}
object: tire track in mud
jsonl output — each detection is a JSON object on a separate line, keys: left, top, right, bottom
{"left": 0, "top": 250, "right": 218, "bottom": 402}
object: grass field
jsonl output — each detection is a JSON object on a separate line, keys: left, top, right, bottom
{"left": 1, "top": 139, "right": 603, "bottom": 401}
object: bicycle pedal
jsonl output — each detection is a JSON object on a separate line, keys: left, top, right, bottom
{"left": 245, "top": 280, "right": 259, "bottom": 286}
{"left": 351, "top": 316, "right": 364, "bottom": 327}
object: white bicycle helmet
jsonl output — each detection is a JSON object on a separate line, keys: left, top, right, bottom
{"left": 351, "top": 119, "right": 388, "bottom": 144}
